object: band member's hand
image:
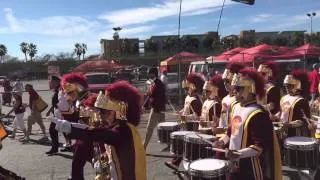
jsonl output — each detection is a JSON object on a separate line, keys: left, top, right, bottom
{"left": 213, "top": 140, "right": 224, "bottom": 148}
{"left": 269, "top": 114, "right": 278, "bottom": 122}
{"left": 180, "top": 115, "right": 186, "bottom": 121}
{"left": 282, "top": 122, "right": 291, "bottom": 129}
{"left": 199, "top": 120, "right": 207, "bottom": 127}
{"left": 308, "top": 123, "right": 317, "bottom": 131}
{"left": 225, "top": 149, "right": 240, "bottom": 160}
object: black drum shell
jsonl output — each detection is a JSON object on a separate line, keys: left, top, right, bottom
{"left": 157, "top": 125, "right": 180, "bottom": 144}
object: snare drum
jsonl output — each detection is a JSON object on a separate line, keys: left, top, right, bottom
{"left": 157, "top": 122, "right": 180, "bottom": 144}
{"left": 185, "top": 121, "right": 199, "bottom": 131}
{"left": 170, "top": 131, "right": 196, "bottom": 156}
{"left": 188, "top": 158, "right": 230, "bottom": 180}
{"left": 284, "top": 136, "right": 319, "bottom": 169}
{"left": 184, "top": 133, "right": 216, "bottom": 161}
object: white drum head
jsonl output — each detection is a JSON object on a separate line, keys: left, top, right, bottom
{"left": 158, "top": 122, "right": 179, "bottom": 127}
{"left": 171, "top": 131, "right": 195, "bottom": 136}
{"left": 285, "top": 136, "right": 316, "bottom": 145}
{"left": 186, "top": 133, "right": 215, "bottom": 140}
{"left": 189, "top": 159, "right": 226, "bottom": 171}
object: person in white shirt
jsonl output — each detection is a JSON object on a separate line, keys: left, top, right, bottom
{"left": 12, "top": 78, "right": 23, "bottom": 96}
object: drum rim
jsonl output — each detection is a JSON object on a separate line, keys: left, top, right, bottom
{"left": 284, "top": 137, "right": 318, "bottom": 150}
{"left": 188, "top": 158, "right": 230, "bottom": 178}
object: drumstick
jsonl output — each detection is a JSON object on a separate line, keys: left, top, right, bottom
{"left": 195, "top": 133, "right": 241, "bottom": 156}
{"left": 272, "top": 122, "right": 283, "bottom": 125}
{"left": 301, "top": 110, "right": 311, "bottom": 126}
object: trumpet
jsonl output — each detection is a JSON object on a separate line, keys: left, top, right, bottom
{"left": 80, "top": 106, "right": 111, "bottom": 180}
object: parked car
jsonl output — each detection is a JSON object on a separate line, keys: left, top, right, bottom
{"left": 114, "top": 69, "right": 134, "bottom": 83}
{"left": 85, "top": 72, "right": 113, "bottom": 93}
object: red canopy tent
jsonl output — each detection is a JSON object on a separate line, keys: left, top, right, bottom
{"left": 207, "top": 47, "right": 246, "bottom": 62}
{"left": 271, "top": 43, "right": 320, "bottom": 60}
{"left": 229, "top": 44, "right": 289, "bottom": 64}
{"left": 160, "top": 51, "right": 204, "bottom": 72}
{"left": 73, "top": 60, "right": 125, "bottom": 73}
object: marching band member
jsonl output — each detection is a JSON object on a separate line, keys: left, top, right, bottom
{"left": 164, "top": 73, "right": 203, "bottom": 171}
{"left": 143, "top": 67, "right": 166, "bottom": 149}
{"left": 199, "top": 75, "right": 227, "bottom": 135}
{"left": 60, "top": 72, "right": 92, "bottom": 180}
{"left": 257, "top": 61, "right": 281, "bottom": 117}
{"left": 215, "top": 67, "right": 282, "bottom": 180}
{"left": 178, "top": 73, "right": 203, "bottom": 122}
{"left": 278, "top": 69, "right": 311, "bottom": 137}
{"left": 219, "top": 62, "right": 244, "bottom": 130}
{"left": 49, "top": 81, "right": 147, "bottom": 180}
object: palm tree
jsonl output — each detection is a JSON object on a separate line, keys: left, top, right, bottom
{"left": 28, "top": 43, "right": 37, "bottom": 61}
{"left": 74, "top": 43, "right": 83, "bottom": 60}
{"left": 0, "top": 44, "right": 7, "bottom": 63}
{"left": 20, "top": 42, "right": 29, "bottom": 62}
{"left": 81, "top": 43, "right": 87, "bottom": 60}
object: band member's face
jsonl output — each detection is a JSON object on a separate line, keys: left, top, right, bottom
{"left": 100, "top": 109, "right": 116, "bottom": 125}
{"left": 65, "top": 90, "right": 78, "bottom": 102}
{"left": 223, "top": 79, "right": 231, "bottom": 92}
{"left": 258, "top": 72, "right": 268, "bottom": 82}
{"left": 204, "top": 90, "right": 211, "bottom": 99}
{"left": 234, "top": 86, "right": 246, "bottom": 103}
{"left": 148, "top": 73, "right": 155, "bottom": 80}
{"left": 284, "top": 84, "right": 294, "bottom": 95}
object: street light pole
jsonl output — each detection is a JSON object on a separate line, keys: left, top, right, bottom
{"left": 307, "top": 12, "right": 316, "bottom": 43}
{"left": 178, "top": 0, "right": 183, "bottom": 107}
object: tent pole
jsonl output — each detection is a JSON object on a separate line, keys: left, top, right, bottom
{"left": 178, "top": 0, "right": 183, "bottom": 107}
{"left": 304, "top": 50, "right": 306, "bottom": 70}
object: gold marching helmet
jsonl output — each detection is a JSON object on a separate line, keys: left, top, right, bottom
{"left": 231, "top": 73, "right": 256, "bottom": 94}
{"left": 284, "top": 75, "right": 301, "bottom": 91}
{"left": 95, "top": 91, "right": 128, "bottom": 120}
{"left": 222, "top": 69, "right": 233, "bottom": 80}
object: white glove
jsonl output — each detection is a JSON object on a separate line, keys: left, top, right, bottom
{"left": 47, "top": 116, "right": 58, "bottom": 123}
{"left": 55, "top": 119, "right": 71, "bottom": 134}
{"left": 94, "top": 161, "right": 102, "bottom": 173}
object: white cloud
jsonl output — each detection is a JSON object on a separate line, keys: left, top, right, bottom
{"left": 98, "top": 0, "right": 234, "bottom": 26}
{"left": 183, "top": 8, "right": 217, "bottom": 16}
{"left": 250, "top": 13, "right": 272, "bottom": 23}
{"left": 269, "top": 10, "right": 320, "bottom": 30}
{"left": 3, "top": 8, "right": 101, "bottom": 36}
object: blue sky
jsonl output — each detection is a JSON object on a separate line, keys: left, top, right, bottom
{"left": 0, "top": 0, "right": 319, "bottom": 59}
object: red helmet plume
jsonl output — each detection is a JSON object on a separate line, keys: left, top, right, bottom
{"left": 105, "top": 81, "right": 143, "bottom": 126}
{"left": 240, "top": 67, "right": 266, "bottom": 100}
{"left": 210, "top": 75, "right": 228, "bottom": 99}
{"left": 186, "top": 73, "right": 205, "bottom": 93}
{"left": 61, "top": 72, "right": 88, "bottom": 89}
{"left": 83, "top": 93, "right": 98, "bottom": 107}
{"left": 290, "top": 69, "right": 309, "bottom": 98}
{"left": 226, "top": 62, "right": 245, "bottom": 74}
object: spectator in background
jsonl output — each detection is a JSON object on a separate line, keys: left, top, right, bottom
{"left": 25, "top": 84, "right": 47, "bottom": 142}
{"left": 12, "top": 78, "right": 23, "bottom": 96}
{"left": 2, "top": 79, "right": 12, "bottom": 106}
{"left": 309, "top": 63, "right": 319, "bottom": 105}
{"left": 143, "top": 67, "right": 166, "bottom": 149}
